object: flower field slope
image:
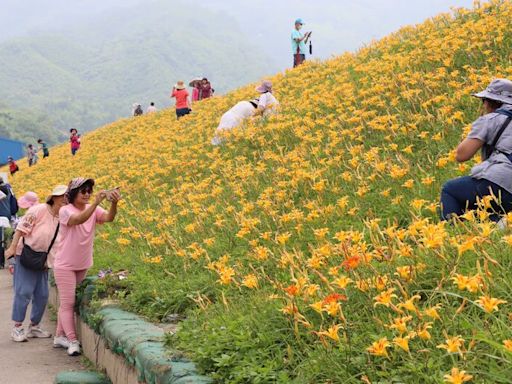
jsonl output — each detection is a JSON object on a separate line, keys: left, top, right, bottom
{"left": 9, "top": 1, "right": 512, "bottom": 382}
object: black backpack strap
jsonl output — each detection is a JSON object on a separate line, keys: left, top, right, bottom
{"left": 47, "top": 223, "right": 60, "bottom": 253}
{"left": 490, "top": 116, "right": 512, "bottom": 150}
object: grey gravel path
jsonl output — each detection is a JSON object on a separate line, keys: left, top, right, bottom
{"left": 0, "top": 269, "right": 84, "bottom": 384}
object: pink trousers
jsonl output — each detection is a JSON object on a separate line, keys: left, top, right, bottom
{"left": 54, "top": 269, "right": 87, "bottom": 341}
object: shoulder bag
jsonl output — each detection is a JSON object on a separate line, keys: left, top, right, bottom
{"left": 19, "top": 223, "right": 60, "bottom": 271}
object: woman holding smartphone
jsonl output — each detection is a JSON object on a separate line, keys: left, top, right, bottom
{"left": 53, "top": 178, "right": 120, "bottom": 356}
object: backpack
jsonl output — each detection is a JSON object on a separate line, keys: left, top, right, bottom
{"left": 9, "top": 190, "right": 18, "bottom": 216}
{"left": 134, "top": 106, "right": 143, "bottom": 116}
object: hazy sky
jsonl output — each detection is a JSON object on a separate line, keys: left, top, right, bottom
{"left": 194, "top": 0, "right": 475, "bottom": 69}
{"left": 1, "top": 0, "right": 475, "bottom": 70}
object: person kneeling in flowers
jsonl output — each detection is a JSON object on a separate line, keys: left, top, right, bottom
{"left": 211, "top": 80, "right": 279, "bottom": 145}
{"left": 441, "top": 79, "right": 512, "bottom": 222}
{"left": 53, "top": 178, "right": 120, "bottom": 356}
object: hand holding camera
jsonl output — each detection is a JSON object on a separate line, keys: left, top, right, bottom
{"left": 105, "top": 187, "right": 121, "bottom": 203}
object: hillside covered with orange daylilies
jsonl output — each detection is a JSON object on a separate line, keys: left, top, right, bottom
{"left": 9, "top": 1, "right": 512, "bottom": 382}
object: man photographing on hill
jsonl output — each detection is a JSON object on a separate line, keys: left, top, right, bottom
{"left": 291, "top": 18, "right": 311, "bottom": 68}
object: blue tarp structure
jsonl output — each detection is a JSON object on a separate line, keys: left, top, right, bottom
{"left": 0, "top": 137, "right": 24, "bottom": 164}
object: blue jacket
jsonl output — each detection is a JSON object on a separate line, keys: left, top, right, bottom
{"left": 0, "top": 184, "right": 14, "bottom": 219}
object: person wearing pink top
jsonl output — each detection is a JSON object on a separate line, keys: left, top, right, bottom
{"left": 70, "top": 128, "right": 81, "bottom": 156}
{"left": 192, "top": 84, "right": 200, "bottom": 103}
{"left": 53, "top": 177, "right": 120, "bottom": 356}
{"left": 5, "top": 185, "right": 68, "bottom": 343}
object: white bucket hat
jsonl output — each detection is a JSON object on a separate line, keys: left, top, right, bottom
{"left": 473, "top": 78, "right": 512, "bottom": 105}
{"left": 46, "top": 184, "right": 68, "bottom": 204}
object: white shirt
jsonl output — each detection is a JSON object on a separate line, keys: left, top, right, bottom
{"left": 258, "top": 92, "right": 279, "bottom": 116}
{"left": 146, "top": 106, "right": 157, "bottom": 114}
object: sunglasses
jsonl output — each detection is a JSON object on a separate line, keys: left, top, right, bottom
{"left": 79, "top": 188, "right": 93, "bottom": 195}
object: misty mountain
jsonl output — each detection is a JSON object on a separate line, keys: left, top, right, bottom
{"left": 0, "top": 0, "right": 270, "bottom": 140}
{"left": 0, "top": 0, "right": 142, "bottom": 41}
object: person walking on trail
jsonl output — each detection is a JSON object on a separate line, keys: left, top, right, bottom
{"left": 291, "top": 18, "right": 311, "bottom": 68}
{"left": 5, "top": 186, "right": 67, "bottom": 343}
{"left": 211, "top": 80, "right": 279, "bottom": 146}
{"left": 53, "top": 178, "right": 120, "bottom": 356}
{"left": 7, "top": 157, "right": 19, "bottom": 176}
{"left": 441, "top": 79, "right": 512, "bottom": 223}
{"left": 37, "top": 139, "right": 50, "bottom": 158}
{"left": 146, "top": 102, "right": 157, "bottom": 114}
{"left": 171, "top": 81, "right": 191, "bottom": 119}
{"left": 27, "top": 145, "right": 37, "bottom": 167}
{"left": 70, "top": 129, "right": 81, "bottom": 156}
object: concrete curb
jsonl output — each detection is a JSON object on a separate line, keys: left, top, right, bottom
{"left": 49, "top": 285, "right": 140, "bottom": 384}
{"left": 49, "top": 282, "right": 212, "bottom": 384}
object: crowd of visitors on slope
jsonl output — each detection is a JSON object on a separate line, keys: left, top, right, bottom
{"left": 9, "top": 129, "right": 80, "bottom": 175}
{"left": 131, "top": 78, "right": 215, "bottom": 120}
{"left": 2, "top": 177, "right": 120, "bottom": 357}
{"left": 7, "top": 18, "right": 310, "bottom": 176}
{"left": 3, "top": 15, "right": 512, "bottom": 369}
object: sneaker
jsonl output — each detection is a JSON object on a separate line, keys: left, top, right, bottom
{"left": 27, "top": 324, "right": 52, "bottom": 338}
{"left": 53, "top": 335, "right": 70, "bottom": 349}
{"left": 11, "top": 326, "right": 28, "bottom": 342}
{"left": 67, "top": 340, "right": 81, "bottom": 356}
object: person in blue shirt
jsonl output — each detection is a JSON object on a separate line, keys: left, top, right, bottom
{"left": 291, "top": 18, "right": 311, "bottom": 67}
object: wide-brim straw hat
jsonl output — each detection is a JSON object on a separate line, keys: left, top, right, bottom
{"left": 473, "top": 78, "right": 512, "bottom": 105}
{"left": 175, "top": 81, "right": 186, "bottom": 90}
{"left": 18, "top": 191, "right": 39, "bottom": 209}
{"left": 46, "top": 185, "right": 68, "bottom": 204}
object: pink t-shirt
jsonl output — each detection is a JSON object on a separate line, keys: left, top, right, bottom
{"left": 16, "top": 204, "right": 60, "bottom": 267}
{"left": 192, "top": 88, "right": 199, "bottom": 102}
{"left": 53, "top": 204, "right": 107, "bottom": 271}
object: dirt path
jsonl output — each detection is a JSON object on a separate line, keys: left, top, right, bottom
{"left": 0, "top": 269, "right": 84, "bottom": 384}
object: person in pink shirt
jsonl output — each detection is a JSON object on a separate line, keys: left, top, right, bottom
{"left": 70, "top": 128, "right": 81, "bottom": 156}
{"left": 171, "top": 81, "right": 191, "bottom": 119}
{"left": 192, "top": 83, "right": 200, "bottom": 103}
{"left": 53, "top": 177, "right": 120, "bottom": 356}
{"left": 5, "top": 185, "right": 68, "bottom": 343}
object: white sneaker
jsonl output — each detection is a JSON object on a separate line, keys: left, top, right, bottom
{"left": 27, "top": 324, "right": 52, "bottom": 338}
{"left": 53, "top": 335, "right": 70, "bottom": 349}
{"left": 11, "top": 326, "right": 28, "bottom": 342}
{"left": 67, "top": 340, "right": 81, "bottom": 356}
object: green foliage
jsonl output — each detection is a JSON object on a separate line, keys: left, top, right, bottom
{"left": 0, "top": 0, "right": 269, "bottom": 139}
{"left": 167, "top": 295, "right": 295, "bottom": 384}
{"left": 0, "top": 105, "right": 64, "bottom": 144}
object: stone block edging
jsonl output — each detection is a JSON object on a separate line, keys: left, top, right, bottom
{"left": 49, "top": 283, "right": 212, "bottom": 384}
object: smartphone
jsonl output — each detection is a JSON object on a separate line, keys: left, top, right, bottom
{"left": 105, "top": 187, "right": 121, "bottom": 201}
